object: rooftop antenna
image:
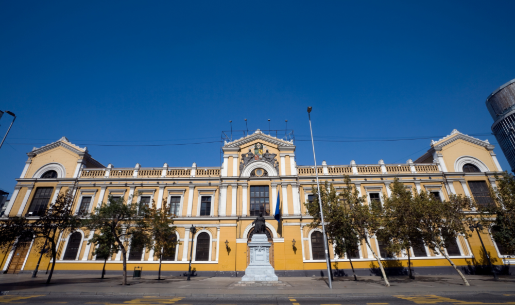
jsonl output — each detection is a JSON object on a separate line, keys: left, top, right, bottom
{"left": 268, "top": 119, "right": 271, "bottom": 135}
{"left": 285, "top": 120, "right": 288, "bottom": 136}
{"left": 245, "top": 118, "right": 248, "bottom": 136}
{"left": 229, "top": 120, "right": 233, "bottom": 141}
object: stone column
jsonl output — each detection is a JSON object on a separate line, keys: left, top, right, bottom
{"left": 231, "top": 184, "right": 237, "bottom": 216}
{"left": 280, "top": 155, "right": 286, "bottom": 176}
{"left": 186, "top": 186, "right": 194, "bottom": 216}
{"left": 17, "top": 186, "right": 33, "bottom": 216}
{"left": 292, "top": 184, "right": 301, "bottom": 215}
{"left": 271, "top": 184, "right": 278, "bottom": 215}
{"left": 219, "top": 185, "right": 228, "bottom": 216}
{"left": 242, "top": 185, "right": 248, "bottom": 217}
{"left": 182, "top": 228, "right": 190, "bottom": 261}
{"left": 20, "top": 158, "right": 32, "bottom": 178}
{"left": 281, "top": 184, "right": 289, "bottom": 215}
{"left": 156, "top": 186, "right": 165, "bottom": 209}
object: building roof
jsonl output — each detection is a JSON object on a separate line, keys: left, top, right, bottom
{"left": 223, "top": 129, "right": 295, "bottom": 149}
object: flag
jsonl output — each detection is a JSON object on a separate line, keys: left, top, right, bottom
{"left": 274, "top": 192, "right": 281, "bottom": 222}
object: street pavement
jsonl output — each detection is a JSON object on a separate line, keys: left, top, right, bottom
{"left": 0, "top": 273, "right": 514, "bottom": 304}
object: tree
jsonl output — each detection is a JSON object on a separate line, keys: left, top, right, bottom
{"left": 147, "top": 199, "right": 177, "bottom": 280}
{"left": 0, "top": 216, "right": 28, "bottom": 273}
{"left": 415, "top": 191, "right": 475, "bottom": 286}
{"left": 485, "top": 172, "right": 515, "bottom": 255}
{"left": 349, "top": 184, "right": 390, "bottom": 287}
{"left": 379, "top": 178, "right": 424, "bottom": 279}
{"left": 88, "top": 226, "right": 117, "bottom": 279}
{"left": 84, "top": 195, "right": 151, "bottom": 285}
{"left": 304, "top": 177, "right": 388, "bottom": 285}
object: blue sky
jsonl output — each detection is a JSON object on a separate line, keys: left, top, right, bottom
{"left": 1, "top": 1, "right": 514, "bottom": 195}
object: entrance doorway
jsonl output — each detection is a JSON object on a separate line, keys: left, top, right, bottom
{"left": 247, "top": 227, "right": 274, "bottom": 268}
{"left": 6, "top": 235, "right": 32, "bottom": 274}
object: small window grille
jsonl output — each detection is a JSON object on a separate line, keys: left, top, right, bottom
{"left": 170, "top": 196, "right": 181, "bottom": 216}
{"left": 200, "top": 196, "right": 211, "bottom": 216}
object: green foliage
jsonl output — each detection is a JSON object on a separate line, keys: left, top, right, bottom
{"left": 146, "top": 199, "right": 177, "bottom": 279}
{"left": 84, "top": 194, "right": 151, "bottom": 285}
{"left": 484, "top": 172, "right": 515, "bottom": 255}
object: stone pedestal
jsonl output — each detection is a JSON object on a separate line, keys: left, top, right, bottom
{"left": 241, "top": 234, "right": 278, "bottom": 282}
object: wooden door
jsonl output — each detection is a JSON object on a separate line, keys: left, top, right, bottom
{"left": 246, "top": 227, "right": 274, "bottom": 268}
{"left": 6, "top": 241, "right": 31, "bottom": 274}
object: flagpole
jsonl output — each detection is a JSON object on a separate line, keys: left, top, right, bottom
{"left": 307, "top": 106, "right": 332, "bottom": 289}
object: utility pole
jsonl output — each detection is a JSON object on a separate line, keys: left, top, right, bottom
{"left": 0, "top": 111, "right": 16, "bottom": 150}
{"left": 307, "top": 106, "right": 333, "bottom": 289}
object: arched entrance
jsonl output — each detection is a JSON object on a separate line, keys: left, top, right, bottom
{"left": 247, "top": 227, "right": 274, "bottom": 268}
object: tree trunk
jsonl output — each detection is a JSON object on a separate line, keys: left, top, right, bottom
{"left": 101, "top": 257, "right": 107, "bottom": 279}
{"left": 46, "top": 240, "right": 56, "bottom": 285}
{"left": 365, "top": 238, "right": 390, "bottom": 287}
{"left": 407, "top": 249, "right": 414, "bottom": 279}
{"left": 122, "top": 249, "right": 127, "bottom": 285}
{"left": 347, "top": 251, "right": 357, "bottom": 281}
{"left": 158, "top": 254, "right": 162, "bottom": 280}
{"left": 438, "top": 245, "right": 470, "bottom": 286}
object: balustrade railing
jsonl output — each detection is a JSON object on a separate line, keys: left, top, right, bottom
{"left": 166, "top": 169, "right": 192, "bottom": 177}
{"left": 138, "top": 169, "right": 162, "bottom": 177}
{"left": 327, "top": 166, "right": 352, "bottom": 175}
{"left": 415, "top": 164, "right": 439, "bottom": 173}
{"left": 298, "top": 167, "right": 322, "bottom": 175}
{"left": 110, "top": 169, "right": 134, "bottom": 178}
{"left": 196, "top": 168, "right": 220, "bottom": 177}
{"left": 357, "top": 166, "right": 382, "bottom": 174}
{"left": 386, "top": 165, "right": 411, "bottom": 173}
{"left": 80, "top": 169, "right": 106, "bottom": 178}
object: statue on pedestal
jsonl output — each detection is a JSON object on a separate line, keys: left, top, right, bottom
{"left": 252, "top": 212, "right": 266, "bottom": 234}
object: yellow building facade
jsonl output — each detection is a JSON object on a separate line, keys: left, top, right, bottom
{"left": 1, "top": 129, "right": 512, "bottom": 276}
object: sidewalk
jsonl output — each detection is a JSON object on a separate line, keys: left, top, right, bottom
{"left": 0, "top": 273, "right": 514, "bottom": 297}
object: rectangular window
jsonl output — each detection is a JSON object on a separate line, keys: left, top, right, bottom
{"left": 430, "top": 191, "right": 442, "bottom": 202}
{"left": 250, "top": 186, "right": 270, "bottom": 216}
{"left": 411, "top": 237, "right": 427, "bottom": 257}
{"left": 170, "top": 196, "right": 181, "bottom": 216}
{"left": 369, "top": 193, "right": 381, "bottom": 210}
{"left": 308, "top": 194, "right": 314, "bottom": 203}
{"left": 78, "top": 196, "right": 92, "bottom": 215}
{"left": 109, "top": 196, "right": 122, "bottom": 203}
{"left": 140, "top": 196, "right": 151, "bottom": 206}
{"left": 27, "top": 187, "right": 53, "bottom": 216}
{"left": 200, "top": 196, "right": 211, "bottom": 216}
{"left": 468, "top": 181, "right": 493, "bottom": 207}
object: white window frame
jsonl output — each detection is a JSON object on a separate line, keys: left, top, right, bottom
{"left": 364, "top": 186, "right": 384, "bottom": 209}
{"left": 488, "top": 225, "right": 514, "bottom": 260}
{"left": 197, "top": 190, "right": 215, "bottom": 216}
{"left": 107, "top": 189, "right": 127, "bottom": 203}
{"left": 333, "top": 237, "right": 363, "bottom": 261}
{"left": 127, "top": 238, "right": 145, "bottom": 261}
{"left": 75, "top": 190, "right": 98, "bottom": 214}
{"left": 308, "top": 228, "right": 325, "bottom": 262}
{"left": 425, "top": 185, "right": 444, "bottom": 201}
{"left": 61, "top": 230, "right": 84, "bottom": 261}
{"left": 167, "top": 190, "right": 185, "bottom": 217}
{"left": 192, "top": 229, "right": 213, "bottom": 262}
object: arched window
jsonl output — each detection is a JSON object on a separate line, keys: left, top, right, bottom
{"left": 311, "top": 231, "right": 325, "bottom": 260}
{"left": 161, "top": 234, "right": 177, "bottom": 261}
{"left": 41, "top": 170, "right": 58, "bottom": 178}
{"left": 63, "top": 232, "right": 82, "bottom": 260}
{"left": 463, "top": 164, "right": 480, "bottom": 173}
{"left": 195, "top": 232, "right": 210, "bottom": 261}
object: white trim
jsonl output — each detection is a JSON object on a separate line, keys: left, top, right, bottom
{"left": 242, "top": 221, "right": 278, "bottom": 239}
{"left": 82, "top": 231, "right": 94, "bottom": 260}
{"left": 167, "top": 193, "right": 184, "bottom": 217}
{"left": 20, "top": 159, "right": 31, "bottom": 178}
{"left": 271, "top": 184, "right": 278, "bottom": 216}
{"left": 156, "top": 186, "right": 165, "bottom": 209}
{"left": 20, "top": 237, "right": 35, "bottom": 271}
{"left": 364, "top": 187, "right": 384, "bottom": 209}
{"left": 242, "top": 185, "right": 248, "bottom": 217}
{"left": 197, "top": 190, "right": 215, "bottom": 217}
{"left": 32, "top": 163, "right": 66, "bottom": 179}
{"left": 232, "top": 156, "right": 238, "bottom": 177}
{"left": 281, "top": 184, "right": 289, "bottom": 215}
{"left": 307, "top": 228, "right": 324, "bottom": 261}
{"left": 50, "top": 186, "right": 62, "bottom": 208}
{"left": 241, "top": 160, "right": 279, "bottom": 177}
{"left": 16, "top": 186, "right": 33, "bottom": 216}
{"left": 230, "top": 184, "right": 237, "bottom": 216}
{"left": 300, "top": 225, "right": 306, "bottom": 261}
{"left": 488, "top": 225, "right": 514, "bottom": 260}
{"left": 218, "top": 185, "right": 227, "bottom": 216}
{"left": 192, "top": 229, "right": 213, "bottom": 262}
{"left": 280, "top": 155, "right": 286, "bottom": 176}
{"left": 75, "top": 189, "right": 97, "bottom": 214}
{"left": 182, "top": 228, "right": 190, "bottom": 261}
{"left": 61, "top": 230, "right": 85, "bottom": 261}
{"left": 454, "top": 156, "right": 490, "bottom": 172}
{"left": 292, "top": 184, "right": 300, "bottom": 215}
{"left": 186, "top": 187, "right": 194, "bottom": 217}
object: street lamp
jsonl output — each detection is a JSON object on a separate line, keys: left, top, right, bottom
{"left": 187, "top": 225, "right": 197, "bottom": 281}
{"left": 469, "top": 223, "right": 498, "bottom": 281}
{"left": 0, "top": 111, "right": 16, "bottom": 150}
{"left": 307, "top": 106, "right": 333, "bottom": 289}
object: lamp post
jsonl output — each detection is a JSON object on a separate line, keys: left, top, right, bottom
{"left": 307, "top": 106, "right": 333, "bottom": 289}
{"left": 0, "top": 111, "right": 16, "bottom": 150}
{"left": 187, "top": 225, "right": 197, "bottom": 281}
{"left": 469, "top": 223, "right": 498, "bottom": 281}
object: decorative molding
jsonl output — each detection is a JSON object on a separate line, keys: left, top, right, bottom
{"left": 32, "top": 163, "right": 67, "bottom": 179}
{"left": 431, "top": 129, "right": 494, "bottom": 150}
{"left": 454, "top": 156, "right": 490, "bottom": 172}
{"left": 241, "top": 161, "right": 278, "bottom": 177}
{"left": 224, "top": 129, "right": 294, "bottom": 148}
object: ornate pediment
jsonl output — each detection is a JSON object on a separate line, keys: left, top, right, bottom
{"left": 431, "top": 129, "right": 494, "bottom": 150}
{"left": 223, "top": 129, "right": 295, "bottom": 148}
{"left": 239, "top": 143, "right": 279, "bottom": 176}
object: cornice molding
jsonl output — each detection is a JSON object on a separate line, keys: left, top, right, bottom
{"left": 431, "top": 129, "right": 494, "bottom": 150}
{"left": 223, "top": 129, "right": 295, "bottom": 148}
